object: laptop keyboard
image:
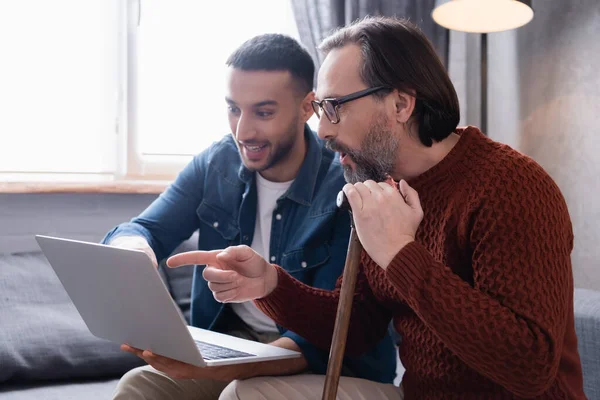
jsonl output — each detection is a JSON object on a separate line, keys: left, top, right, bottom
{"left": 194, "top": 340, "right": 256, "bottom": 360}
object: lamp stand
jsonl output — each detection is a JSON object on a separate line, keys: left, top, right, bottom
{"left": 481, "top": 33, "right": 488, "bottom": 135}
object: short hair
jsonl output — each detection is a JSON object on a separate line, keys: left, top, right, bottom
{"left": 319, "top": 17, "right": 460, "bottom": 147}
{"left": 226, "top": 34, "right": 315, "bottom": 95}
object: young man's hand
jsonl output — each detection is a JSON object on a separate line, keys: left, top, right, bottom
{"left": 110, "top": 236, "right": 158, "bottom": 269}
{"left": 167, "top": 246, "right": 279, "bottom": 302}
{"left": 121, "top": 344, "right": 256, "bottom": 381}
{"left": 122, "top": 336, "right": 307, "bottom": 381}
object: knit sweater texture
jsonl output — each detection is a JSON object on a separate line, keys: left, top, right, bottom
{"left": 256, "top": 126, "right": 586, "bottom": 399}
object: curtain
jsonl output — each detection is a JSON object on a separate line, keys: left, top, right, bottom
{"left": 290, "top": 0, "right": 448, "bottom": 70}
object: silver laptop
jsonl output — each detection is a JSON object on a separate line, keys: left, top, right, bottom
{"left": 35, "top": 235, "right": 300, "bottom": 367}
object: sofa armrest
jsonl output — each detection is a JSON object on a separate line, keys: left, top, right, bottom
{"left": 574, "top": 288, "right": 600, "bottom": 399}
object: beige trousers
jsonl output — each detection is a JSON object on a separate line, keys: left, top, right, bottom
{"left": 219, "top": 374, "right": 404, "bottom": 400}
{"left": 112, "top": 324, "right": 280, "bottom": 400}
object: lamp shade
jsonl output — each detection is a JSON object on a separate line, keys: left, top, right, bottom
{"left": 432, "top": 0, "right": 534, "bottom": 33}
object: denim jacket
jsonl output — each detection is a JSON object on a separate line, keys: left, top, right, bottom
{"left": 103, "top": 126, "right": 396, "bottom": 383}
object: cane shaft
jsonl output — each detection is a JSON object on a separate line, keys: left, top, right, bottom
{"left": 321, "top": 228, "right": 363, "bottom": 400}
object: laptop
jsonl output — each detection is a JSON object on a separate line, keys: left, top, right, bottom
{"left": 35, "top": 235, "right": 300, "bottom": 367}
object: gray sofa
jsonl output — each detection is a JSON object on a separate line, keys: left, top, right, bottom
{"left": 0, "top": 239, "right": 196, "bottom": 400}
{"left": 575, "top": 288, "right": 600, "bottom": 399}
{"left": 1, "top": 240, "right": 599, "bottom": 399}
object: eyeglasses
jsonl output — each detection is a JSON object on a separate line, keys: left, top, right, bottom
{"left": 311, "top": 86, "right": 391, "bottom": 124}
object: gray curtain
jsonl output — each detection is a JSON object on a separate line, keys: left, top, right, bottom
{"left": 291, "top": 0, "right": 448, "bottom": 70}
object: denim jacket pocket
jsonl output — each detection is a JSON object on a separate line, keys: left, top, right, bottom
{"left": 281, "top": 244, "right": 330, "bottom": 273}
{"left": 196, "top": 201, "right": 239, "bottom": 241}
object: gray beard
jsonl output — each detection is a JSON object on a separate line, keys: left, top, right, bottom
{"left": 343, "top": 160, "right": 390, "bottom": 184}
{"left": 338, "top": 121, "right": 398, "bottom": 184}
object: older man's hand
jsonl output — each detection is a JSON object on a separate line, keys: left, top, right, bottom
{"left": 343, "top": 179, "right": 423, "bottom": 269}
{"left": 167, "top": 246, "right": 279, "bottom": 303}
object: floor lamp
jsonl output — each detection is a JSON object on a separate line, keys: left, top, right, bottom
{"left": 432, "top": 0, "right": 534, "bottom": 134}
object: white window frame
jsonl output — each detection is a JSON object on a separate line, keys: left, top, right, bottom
{"left": 0, "top": 0, "right": 123, "bottom": 183}
{"left": 2, "top": 0, "right": 301, "bottom": 183}
{"left": 115, "top": 0, "right": 192, "bottom": 181}
{"left": 121, "top": 0, "right": 303, "bottom": 181}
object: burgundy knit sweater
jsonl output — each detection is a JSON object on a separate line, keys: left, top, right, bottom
{"left": 256, "top": 127, "right": 586, "bottom": 399}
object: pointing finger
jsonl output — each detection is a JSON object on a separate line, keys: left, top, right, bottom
{"left": 167, "top": 250, "right": 222, "bottom": 268}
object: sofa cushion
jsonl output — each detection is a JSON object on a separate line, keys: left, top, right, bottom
{"left": 574, "top": 288, "right": 600, "bottom": 399}
{"left": 157, "top": 233, "right": 197, "bottom": 323}
{"left": 0, "top": 252, "right": 144, "bottom": 383}
{"left": 0, "top": 379, "right": 119, "bottom": 400}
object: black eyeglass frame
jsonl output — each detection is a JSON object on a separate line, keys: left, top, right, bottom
{"left": 311, "top": 86, "right": 391, "bottom": 124}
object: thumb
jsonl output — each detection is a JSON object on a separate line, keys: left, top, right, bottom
{"left": 216, "top": 245, "right": 263, "bottom": 275}
{"left": 399, "top": 179, "right": 421, "bottom": 209}
{"left": 217, "top": 245, "right": 255, "bottom": 263}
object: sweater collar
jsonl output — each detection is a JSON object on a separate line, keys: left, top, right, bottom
{"left": 408, "top": 126, "right": 483, "bottom": 190}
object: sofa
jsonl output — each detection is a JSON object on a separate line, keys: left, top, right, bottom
{"left": 1, "top": 235, "right": 599, "bottom": 399}
{"left": 574, "top": 288, "right": 600, "bottom": 399}
{"left": 0, "top": 237, "right": 197, "bottom": 400}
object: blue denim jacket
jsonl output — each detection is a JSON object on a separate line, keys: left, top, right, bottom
{"left": 103, "top": 126, "right": 396, "bottom": 383}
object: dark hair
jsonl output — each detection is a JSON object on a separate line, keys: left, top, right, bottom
{"left": 226, "top": 34, "right": 315, "bottom": 96}
{"left": 319, "top": 17, "right": 460, "bottom": 146}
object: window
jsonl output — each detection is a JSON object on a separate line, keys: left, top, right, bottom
{"left": 131, "top": 0, "right": 300, "bottom": 178}
{"left": 0, "top": 0, "right": 120, "bottom": 179}
{"left": 1, "top": 0, "right": 302, "bottom": 181}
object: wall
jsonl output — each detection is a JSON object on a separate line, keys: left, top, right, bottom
{"left": 0, "top": 194, "right": 157, "bottom": 255}
{"left": 449, "top": 0, "right": 600, "bottom": 290}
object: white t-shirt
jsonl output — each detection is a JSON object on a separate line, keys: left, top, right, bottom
{"left": 230, "top": 173, "right": 293, "bottom": 333}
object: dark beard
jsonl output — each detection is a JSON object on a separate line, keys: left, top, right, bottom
{"left": 245, "top": 117, "right": 300, "bottom": 173}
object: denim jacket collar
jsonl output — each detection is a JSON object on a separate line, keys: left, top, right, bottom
{"left": 237, "top": 124, "right": 321, "bottom": 207}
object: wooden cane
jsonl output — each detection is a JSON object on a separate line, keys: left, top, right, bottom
{"left": 322, "top": 191, "right": 363, "bottom": 400}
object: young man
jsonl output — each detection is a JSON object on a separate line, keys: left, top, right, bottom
{"left": 105, "top": 34, "right": 396, "bottom": 399}
{"left": 185, "top": 18, "right": 587, "bottom": 399}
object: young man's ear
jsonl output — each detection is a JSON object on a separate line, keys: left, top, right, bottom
{"left": 393, "top": 90, "right": 416, "bottom": 124}
{"left": 301, "top": 91, "right": 316, "bottom": 123}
